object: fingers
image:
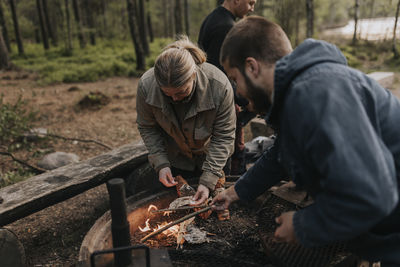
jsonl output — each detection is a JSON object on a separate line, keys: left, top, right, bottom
{"left": 191, "top": 185, "right": 209, "bottom": 206}
{"left": 158, "top": 167, "right": 177, "bottom": 187}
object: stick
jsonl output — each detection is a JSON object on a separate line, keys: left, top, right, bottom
{"left": 150, "top": 205, "right": 208, "bottom": 213}
{"left": 0, "top": 151, "right": 46, "bottom": 174}
{"left": 46, "top": 133, "right": 112, "bottom": 150}
{"left": 140, "top": 206, "right": 211, "bottom": 243}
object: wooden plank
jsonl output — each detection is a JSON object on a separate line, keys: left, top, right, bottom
{"left": 0, "top": 142, "right": 148, "bottom": 226}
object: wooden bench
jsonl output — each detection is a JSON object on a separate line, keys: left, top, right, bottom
{"left": 0, "top": 142, "right": 148, "bottom": 226}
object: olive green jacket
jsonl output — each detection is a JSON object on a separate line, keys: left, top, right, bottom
{"left": 136, "top": 63, "right": 236, "bottom": 189}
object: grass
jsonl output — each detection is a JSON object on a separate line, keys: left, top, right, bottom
{"left": 10, "top": 38, "right": 172, "bottom": 85}
{"left": 332, "top": 39, "right": 400, "bottom": 73}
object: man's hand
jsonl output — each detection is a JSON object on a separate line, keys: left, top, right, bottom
{"left": 191, "top": 184, "right": 210, "bottom": 206}
{"left": 274, "top": 211, "right": 297, "bottom": 243}
{"left": 158, "top": 167, "right": 178, "bottom": 187}
{"left": 211, "top": 185, "right": 239, "bottom": 211}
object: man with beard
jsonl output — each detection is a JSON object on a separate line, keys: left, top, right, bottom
{"left": 211, "top": 16, "right": 400, "bottom": 266}
{"left": 198, "top": 0, "right": 257, "bottom": 175}
{"left": 136, "top": 37, "right": 235, "bottom": 204}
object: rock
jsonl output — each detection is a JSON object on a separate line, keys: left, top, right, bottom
{"left": 0, "top": 228, "right": 26, "bottom": 267}
{"left": 37, "top": 152, "right": 80, "bottom": 170}
{"left": 22, "top": 127, "right": 48, "bottom": 142}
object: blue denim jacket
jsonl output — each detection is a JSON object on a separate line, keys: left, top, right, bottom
{"left": 235, "top": 39, "right": 400, "bottom": 264}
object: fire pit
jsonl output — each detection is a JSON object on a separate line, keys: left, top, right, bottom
{"left": 79, "top": 183, "right": 356, "bottom": 267}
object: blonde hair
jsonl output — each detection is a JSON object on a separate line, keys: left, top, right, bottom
{"left": 154, "top": 36, "right": 207, "bottom": 88}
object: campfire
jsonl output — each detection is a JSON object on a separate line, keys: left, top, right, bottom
{"left": 80, "top": 176, "right": 355, "bottom": 267}
{"left": 135, "top": 176, "right": 216, "bottom": 249}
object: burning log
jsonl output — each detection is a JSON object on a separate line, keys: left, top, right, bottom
{"left": 212, "top": 176, "right": 230, "bottom": 221}
{"left": 140, "top": 206, "right": 212, "bottom": 243}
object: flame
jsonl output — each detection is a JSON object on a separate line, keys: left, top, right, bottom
{"left": 147, "top": 204, "right": 158, "bottom": 212}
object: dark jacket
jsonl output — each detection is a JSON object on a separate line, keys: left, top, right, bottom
{"left": 235, "top": 39, "right": 400, "bottom": 264}
{"left": 198, "top": 6, "right": 235, "bottom": 72}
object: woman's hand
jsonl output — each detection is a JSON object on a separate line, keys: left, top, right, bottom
{"left": 191, "top": 184, "right": 210, "bottom": 206}
{"left": 158, "top": 167, "right": 178, "bottom": 187}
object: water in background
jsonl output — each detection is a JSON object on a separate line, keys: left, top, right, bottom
{"left": 324, "top": 17, "right": 399, "bottom": 41}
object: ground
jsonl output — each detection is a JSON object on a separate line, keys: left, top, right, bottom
{"left": 1, "top": 70, "right": 142, "bottom": 266}
{"left": 1, "top": 68, "right": 400, "bottom": 266}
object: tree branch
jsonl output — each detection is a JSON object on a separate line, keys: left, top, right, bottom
{"left": 0, "top": 150, "right": 46, "bottom": 174}
{"left": 45, "top": 133, "right": 112, "bottom": 150}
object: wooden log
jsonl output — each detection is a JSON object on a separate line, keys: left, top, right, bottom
{"left": 140, "top": 206, "right": 212, "bottom": 243}
{"left": 0, "top": 142, "right": 148, "bottom": 226}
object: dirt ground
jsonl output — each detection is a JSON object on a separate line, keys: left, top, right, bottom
{"left": 1, "top": 70, "right": 142, "bottom": 266}
{"left": 1, "top": 68, "right": 400, "bottom": 266}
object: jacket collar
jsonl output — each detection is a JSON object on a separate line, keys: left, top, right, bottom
{"left": 145, "top": 64, "right": 215, "bottom": 122}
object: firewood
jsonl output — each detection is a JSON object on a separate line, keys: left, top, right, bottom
{"left": 150, "top": 205, "right": 208, "bottom": 213}
{"left": 140, "top": 206, "right": 212, "bottom": 243}
{"left": 175, "top": 175, "right": 196, "bottom": 197}
{"left": 213, "top": 176, "right": 230, "bottom": 221}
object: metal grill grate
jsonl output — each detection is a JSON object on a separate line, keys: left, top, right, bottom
{"left": 257, "top": 194, "right": 354, "bottom": 267}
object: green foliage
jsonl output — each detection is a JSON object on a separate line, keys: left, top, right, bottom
{"left": 10, "top": 39, "right": 168, "bottom": 84}
{"left": 0, "top": 94, "right": 36, "bottom": 147}
{"left": 336, "top": 40, "right": 400, "bottom": 73}
{"left": 0, "top": 169, "right": 35, "bottom": 188}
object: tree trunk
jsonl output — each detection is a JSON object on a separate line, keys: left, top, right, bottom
{"left": 0, "top": 29, "right": 11, "bottom": 70}
{"left": 126, "top": 0, "right": 145, "bottom": 70}
{"left": 8, "top": 0, "right": 24, "bottom": 55}
{"left": 174, "top": 0, "right": 183, "bottom": 35}
{"left": 393, "top": 0, "right": 400, "bottom": 58}
{"left": 352, "top": 0, "right": 359, "bottom": 44}
{"left": 146, "top": 0, "right": 154, "bottom": 42}
{"left": 0, "top": 2, "right": 10, "bottom": 52}
{"left": 42, "top": 0, "right": 57, "bottom": 46}
{"left": 306, "top": 0, "right": 314, "bottom": 38}
{"left": 162, "top": 0, "right": 168, "bottom": 37}
{"left": 168, "top": 0, "right": 174, "bottom": 37}
{"left": 37, "top": 0, "right": 50, "bottom": 50}
{"left": 64, "top": 0, "right": 72, "bottom": 52}
{"left": 184, "top": 0, "right": 189, "bottom": 36}
{"left": 295, "top": 5, "right": 300, "bottom": 45}
{"left": 369, "top": 0, "right": 375, "bottom": 18}
{"left": 72, "top": 0, "right": 86, "bottom": 48}
{"left": 83, "top": 0, "right": 96, "bottom": 45}
{"left": 101, "top": 0, "right": 107, "bottom": 37}
{"left": 138, "top": 0, "right": 149, "bottom": 55}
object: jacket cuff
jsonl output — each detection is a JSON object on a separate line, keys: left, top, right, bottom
{"left": 199, "top": 171, "right": 221, "bottom": 190}
{"left": 293, "top": 210, "right": 312, "bottom": 247}
{"left": 148, "top": 154, "right": 170, "bottom": 174}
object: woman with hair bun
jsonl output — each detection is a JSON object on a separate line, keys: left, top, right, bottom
{"left": 136, "top": 36, "right": 236, "bottom": 204}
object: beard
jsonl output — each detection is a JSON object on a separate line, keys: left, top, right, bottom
{"left": 241, "top": 70, "right": 272, "bottom": 116}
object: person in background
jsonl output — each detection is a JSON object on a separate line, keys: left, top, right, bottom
{"left": 136, "top": 36, "right": 236, "bottom": 205}
{"left": 212, "top": 16, "right": 400, "bottom": 266}
{"left": 198, "top": 0, "right": 257, "bottom": 175}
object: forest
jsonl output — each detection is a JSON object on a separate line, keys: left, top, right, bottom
{"left": 0, "top": 0, "right": 400, "bottom": 187}
{"left": 1, "top": 1, "right": 400, "bottom": 266}
{"left": 0, "top": 0, "right": 399, "bottom": 83}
